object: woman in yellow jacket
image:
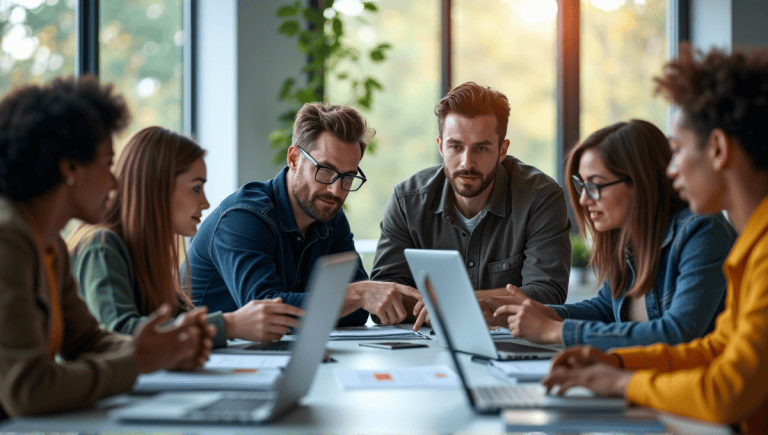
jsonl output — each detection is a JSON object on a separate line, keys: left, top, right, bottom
{"left": 542, "top": 43, "right": 768, "bottom": 433}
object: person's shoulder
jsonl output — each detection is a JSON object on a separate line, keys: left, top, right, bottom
{"left": 218, "top": 179, "right": 280, "bottom": 216}
{"left": 392, "top": 163, "right": 445, "bottom": 198}
{"left": 69, "top": 226, "right": 130, "bottom": 258}
{"left": 672, "top": 206, "right": 737, "bottom": 242}
{"left": 0, "top": 196, "right": 28, "bottom": 232}
{"left": 502, "top": 156, "right": 562, "bottom": 196}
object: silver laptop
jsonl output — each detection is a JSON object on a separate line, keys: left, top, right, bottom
{"left": 404, "top": 249, "right": 558, "bottom": 360}
{"left": 415, "top": 271, "right": 627, "bottom": 414}
{"left": 111, "top": 252, "right": 359, "bottom": 424}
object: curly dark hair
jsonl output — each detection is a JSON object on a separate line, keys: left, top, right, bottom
{"left": 0, "top": 75, "right": 131, "bottom": 201}
{"left": 654, "top": 42, "right": 768, "bottom": 171}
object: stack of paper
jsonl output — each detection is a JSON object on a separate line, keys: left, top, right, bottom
{"left": 330, "top": 325, "right": 429, "bottom": 341}
{"left": 489, "top": 359, "right": 551, "bottom": 382}
{"left": 133, "top": 354, "right": 288, "bottom": 392}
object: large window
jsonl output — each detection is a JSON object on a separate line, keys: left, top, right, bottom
{"left": 100, "top": 0, "right": 184, "bottom": 147}
{"left": 455, "top": 0, "right": 557, "bottom": 178}
{"left": 1, "top": 0, "right": 76, "bottom": 96}
{"left": 581, "top": 0, "right": 668, "bottom": 135}
{"left": 326, "top": 0, "right": 440, "bottom": 268}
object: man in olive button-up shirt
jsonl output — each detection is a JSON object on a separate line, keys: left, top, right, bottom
{"left": 371, "top": 82, "right": 572, "bottom": 328}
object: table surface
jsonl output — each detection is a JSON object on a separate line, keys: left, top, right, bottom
{"left": 0, "top": 328, "right": 731, "bottom": 434}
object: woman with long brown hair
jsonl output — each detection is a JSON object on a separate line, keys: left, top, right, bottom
{"left": 494, "top": 119, "right": 736, "bottom": 350}
{"left": 69, "top": 126, "right": 303, "bottom": 347}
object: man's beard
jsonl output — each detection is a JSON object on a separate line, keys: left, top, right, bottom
{"left": 293, "top": 182, "right": 343, "bottom": 223}
{"left": 445, "top": 167, "right": 496, "bottom": 198}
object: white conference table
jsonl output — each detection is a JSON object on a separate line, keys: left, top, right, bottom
{"left": 0, "top": 328, "right": 731, "bottom": 434}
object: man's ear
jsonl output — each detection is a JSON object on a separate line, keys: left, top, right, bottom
{"left": 708, "top": 128, "right": 731, "bottom": 171}
{"left": 436, "top": 135, "right": 444, "bottom": 160}
{"left": 499, "top": 139, "right": 510, "bottom": 162}
{"left": 286, "top": 146, "right": 300, "bottom": 171}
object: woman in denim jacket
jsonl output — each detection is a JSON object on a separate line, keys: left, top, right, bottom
{"left": 494, "top": 119, "right": 736, "bottom": 351}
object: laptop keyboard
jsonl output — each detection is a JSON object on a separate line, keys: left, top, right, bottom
{"left": 474, "top": 385, "right": 545, "bottom": 407}
{"left": 246, "top": 340, "right": 293, "bottom": 351}
{"left": 187, "top": 392, "right": 270, "bottom": 422}
{"left": 495, "top": 341, "right": 555, "bottom": 355}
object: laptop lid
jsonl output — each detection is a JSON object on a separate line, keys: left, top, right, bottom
{"left": 404, "top": 249, "right": 556, "bottom": 360}
{"left": 112, "top": 251, "right": 359, "bottom": 424}
{"left": 268, "top": 251, "right": 358, "bottom": 419}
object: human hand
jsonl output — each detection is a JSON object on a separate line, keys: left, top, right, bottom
{"left": 132, "top": 304, "right": 205, "bottom": 373}
{"left": 356, "top": 282, "right": 421, "bottom": 325}
{"left": 493, "top": 285, "right": 564, "bottom": 344}
{"left": 412, "top": 299, "right": 432, "bottom": 331}
{"left": 541, "top": 362, "right": 632, "bottom": 398}
{"left": 171, "top": 307, "right": 215, "bottom": 371}
{"left": 548, "top": 345, "right": 623, "bottom": 372}
{"left": 224, "top": 298, "right": 304, "bottom": 343}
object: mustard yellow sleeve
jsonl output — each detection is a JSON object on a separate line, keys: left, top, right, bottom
{"left": 617, "top": 256, "right": 768, "bottom": 424}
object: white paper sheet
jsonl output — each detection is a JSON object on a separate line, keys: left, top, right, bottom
{"left": 330, "top": 326, "right": 428, "bottom": 340}
{"left": 205, "top": 353, "right": 290, "bottom": 369}
{"left": 334, "top": 364, "right": 459, "bottom": 389}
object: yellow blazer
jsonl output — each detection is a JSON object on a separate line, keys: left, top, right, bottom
{"left": 0, "top": 196, "right": 139, "bottom": 418}
{"left": 616, "top": 195, "right": 768, "bottom": 434}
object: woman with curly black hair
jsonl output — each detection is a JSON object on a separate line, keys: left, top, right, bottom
{"left": 0, "top": 76, "right": 213, "bottom": 418}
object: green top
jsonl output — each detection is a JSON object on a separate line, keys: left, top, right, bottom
{"left": 70, "top": 227, "right": 228, "bottom": 347}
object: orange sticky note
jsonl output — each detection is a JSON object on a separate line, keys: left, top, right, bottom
{"left": 373, "top": 373, "right": 393, "bottom": 381}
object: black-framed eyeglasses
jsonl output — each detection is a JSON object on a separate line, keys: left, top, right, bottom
{"left": 571, "top": 175, "right": 630, "bottom": 201}
{"left": 298, "top": 147, "right": 367, "bottom": 192}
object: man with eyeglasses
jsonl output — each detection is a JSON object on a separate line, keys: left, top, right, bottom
{"left": 186, "top": 103, "right": 420, "bottom": 330}
{"left": 372, "top": 82, "right": 572, "bottom": 330}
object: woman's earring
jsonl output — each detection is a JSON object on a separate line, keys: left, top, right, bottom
{"left": 66, "top": 178, "right": 75, "bottom": 186}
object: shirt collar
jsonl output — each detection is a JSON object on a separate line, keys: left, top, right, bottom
{"left": 273, "top": 166, "right": 331, "bottom": 239}
{"left": 435, "top": 163, "right": 509, "bottom": 219}
{"left": 726, "top": 194, "right": 768, "bottom": 268}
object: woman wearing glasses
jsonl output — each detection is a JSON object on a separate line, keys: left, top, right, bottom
{"left": 494, "top": 119, "right": 736, "bottom": 350}
{"left": 68, "top": 126, "right": 303, "bottom": 347}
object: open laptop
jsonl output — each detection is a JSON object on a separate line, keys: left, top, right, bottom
{"left": 415, "top": 271, "right": 627, "bottom": 414}
{"left": 111, "top": 252, "right": 359, "bottom": 424}
{"left": 404, "top": 249, "right": 558, "bottom": 360}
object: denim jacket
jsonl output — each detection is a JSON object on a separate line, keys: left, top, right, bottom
{"left": 185, "top": 167, "right": 369, "bottom": 326}
{"left": 551, "top": 207, "right": 736, "bottom": 351}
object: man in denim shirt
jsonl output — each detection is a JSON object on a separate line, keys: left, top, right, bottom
{"left": 371, "top": 82, "right": 572, "bottom": 329}
{"left": 187, "top": 103, "right": 420, "bottom": 328}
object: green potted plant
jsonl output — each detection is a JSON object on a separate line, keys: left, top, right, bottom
{"left": 270, "top": 0, "right": 391, "bottom": 164}
{"left": 570, "top": 234, "right": 592, "bottom": 285}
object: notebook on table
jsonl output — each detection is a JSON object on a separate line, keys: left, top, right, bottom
{"left": 111, "top": 252, "right": 358, "bottom": 424}
{"left": 411, "top": 269, "right": 629, "bottom": 415}
{"left": 404, "top": 249, "right": 559, "bottom": 360}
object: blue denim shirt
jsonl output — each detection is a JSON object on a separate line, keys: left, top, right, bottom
{"left": 185, "top": 167, "right": 369, "bottom": 326}
{"left": 551, "top": 207, "right": 736, "bottom": 351}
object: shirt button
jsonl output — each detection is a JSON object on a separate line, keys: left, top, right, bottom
{"left": 462, "top": 233, "right": 467, "bottom": 237}
{"left": 468, "top": 261, "right": 475, "bottom": 267}
{"left": 296, "top": 236, "right": 302, "bottom": 241}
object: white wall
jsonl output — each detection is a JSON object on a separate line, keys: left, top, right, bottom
{"left": 690, "top": 0, "right": 768, "bottom": 53}
{"left": 196, "top": 0, "right": 304, "bottom": 219}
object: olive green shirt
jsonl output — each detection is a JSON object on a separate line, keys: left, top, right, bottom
{"left": 70, "top": 228, "right": 228, "bottom": 347}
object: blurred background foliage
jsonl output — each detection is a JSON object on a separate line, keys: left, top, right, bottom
{"left": 269, "top": 0, "right": 391, "bottom": 165}
{"left": 2, "top": 0, "right": 666, "bottom": 271}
